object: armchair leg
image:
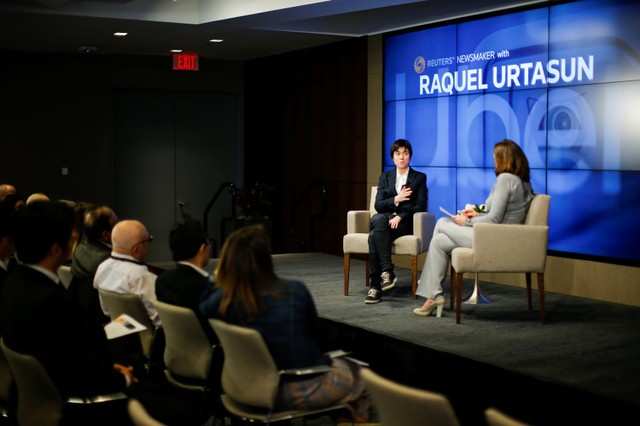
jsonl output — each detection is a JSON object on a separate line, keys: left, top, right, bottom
{"left": 454, "top": 271, "right": 463, "bottom": 324}
{"left": 525, "top": 272, "right": 532, "bottom": 311}
{"left": 537, "top": 273, "right": 545, "bottom": 323}
{"left": 411, "top": 256, "right": 418, "bottom": 297}
{"left": 365, "top": 255, "right": 369, "bottom": 288}
{"left": 343, "top": 254, "right": 350, "bottom": 296}
{"left": 449, "top": 264, "right": 454, "bottom": 311}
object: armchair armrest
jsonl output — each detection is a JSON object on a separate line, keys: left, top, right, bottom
{"left": 326, "top": 350, "right": 350, "bottom": 359}
{"left": 413, "top": 212, "right": 436, "bottom": 252}
{"left": 347, "top": 210, "right": 370, "bottom": 234}
{"left": 472, "top": 223, "right": 548, "bottom": 272}
{"left": 279, "top": 365, "right": 332, "bottom": 377}
{"left": 70, "top": 392, "right": 128, "bottom": 404}
{"left": 326, "top": 350, "right": 369, "bottom": 367}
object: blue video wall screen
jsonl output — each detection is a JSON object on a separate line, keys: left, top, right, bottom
{"left": 384, "top": 0, "right": 640, "bottom": 262}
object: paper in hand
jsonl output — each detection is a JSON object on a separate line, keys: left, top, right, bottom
{"left": 439, "top": 206, "right": 457, "bottom": 218}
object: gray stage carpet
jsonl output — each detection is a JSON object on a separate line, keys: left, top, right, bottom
{"left": 272, "top": 253, "right": 640, "bottom": 407}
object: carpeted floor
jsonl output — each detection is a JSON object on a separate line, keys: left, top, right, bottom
{"left": 272, "top": 253, "right": 640, "bottom": 408}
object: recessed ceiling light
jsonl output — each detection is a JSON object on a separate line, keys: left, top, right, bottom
{"left": 170, "top": 49, "right": 183, "bottom": 53}
{"left": 114, "top": 32, "right": 128, "bottom": 37}
{"left": 209, "top": 39, "right": 224, "bottom": 43}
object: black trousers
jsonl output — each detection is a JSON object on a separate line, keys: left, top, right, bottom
{"left": 368, "top": 213, "right": 412, "bottom": 289}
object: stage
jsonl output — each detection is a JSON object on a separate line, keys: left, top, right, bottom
{"left": 272, "top": 253, "right": 640, "bottom": 425}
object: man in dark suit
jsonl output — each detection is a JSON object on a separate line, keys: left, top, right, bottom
{"left": 139, "top": 220, "right": 218, "bottom": 426}
{"left": 366, "top": 139, "right": 428, "bottom": 304}
{"left": 0, "top": 202, "right": 131, "bottom": 398}
{"left": 156, "top": 220, "right": 215, "bottom": 341}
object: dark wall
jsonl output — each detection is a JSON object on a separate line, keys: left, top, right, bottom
{"left": 0, "top": 51, "right": 244, "bottom": 260}
{"left": 0, "top": 51, "right": 243, "bottom": 206}
{"left": 244, "top": 38, "right": 368, "bottom": 255}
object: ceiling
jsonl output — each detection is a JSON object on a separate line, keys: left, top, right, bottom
{"left": 0, "top": 0, "right": 549, "bottom": 61}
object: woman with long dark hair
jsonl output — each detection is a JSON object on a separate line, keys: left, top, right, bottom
{"left": 200, "top": 225, "right": 369, "bottom": 421}
{"left": 413, "top": 139, "right": 534, "bottom": 317}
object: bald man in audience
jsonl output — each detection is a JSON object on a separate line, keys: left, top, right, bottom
{"left": 0, "top": 184, "right": 16, "bottom": 201}
{"left": 26, "top": 192, "right": 50, "bottom": 205}
{"left": 94, "top": 220, "right": 160, "bottom": 327}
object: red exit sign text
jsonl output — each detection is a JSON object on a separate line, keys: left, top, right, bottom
{"left": 173, "top": 52, "right": 199, "bottom": 71}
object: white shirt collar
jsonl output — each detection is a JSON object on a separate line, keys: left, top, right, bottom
{"left": 178, "top": 261, "right": 210, "bottom": 278}
{"left": 396, "top": 169, "right": 409, "bottom": 180}
{"left": 25, "top": 264, "right": 61, "bottom": 285}
{"left": 0, "top": 258, "right": 8, "bottom": 272}
{"left": 111, "top": 253, "right": 138, "bottom": 262}
{"left": 395, "top": 169, "right": 409, "bottom": 193}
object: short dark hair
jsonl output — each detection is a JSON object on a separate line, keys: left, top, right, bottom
{"left": 84, "top": 205, "right": 115, "bottom": 243}
{"left": 390, "top": 138, "right": 413, "bottom": 158}
{"left": 169, "top": 220, "right": 207, "bottom": 262}
{"left": 14, "top": 201, "right": 74, "bottom": 264}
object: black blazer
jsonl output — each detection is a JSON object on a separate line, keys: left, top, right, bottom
{"left": 156, "top": 264, "right": 216, "bottom": 343}
{"left": 0, "top": 258, "right": 16, "bottom": 295}
{"left": 0, "top": 265, "right": 124, "bottom": 397}
{"left": 374, "top": 168, "right": 428, "bottom": 222}
{"left": 0, "top": 266, "right": 9, "bottom": 294}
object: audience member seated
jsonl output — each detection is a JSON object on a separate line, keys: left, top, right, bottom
{"left": 0, "top": 184, "right": 16, "bottom": 202}
{"left": 94, "top": 219, "right": 160, "bottom": 328}
{"left": 156, "top": 220, "right": 213, "bottom": 310}
{"left": 200, "top": 225, "right": 370, "bottom": 422}
{"left": 72, "top": 206, "right": 117, "bottom": 281}
{"left": 69, "top": 205, "right": 118, "bottom": 325}
{"left": 0, "top": 201, "right": 132, "bottom": 398}
{"left": 25, "top": 192, "right": 50, "bottom": 205}
{"left": 156, "top": 220, "right": 215, "bottom": 341}
{"left": 68, "top": 201, "right": 94, "bottom": 250}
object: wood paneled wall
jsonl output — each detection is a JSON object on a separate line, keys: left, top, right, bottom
{"left": 244, "top": 39, "right": 368, "bottom": 254}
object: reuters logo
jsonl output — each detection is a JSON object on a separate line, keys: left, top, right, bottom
{"left": 414, "top": 56, "right": 426, "bottom": 74}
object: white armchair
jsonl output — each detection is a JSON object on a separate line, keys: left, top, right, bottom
{"left": 343, "top": 186, "right": 435, "bottom": 296}
{"left": 450, "top": 194, "right": 551, "bottom": 324}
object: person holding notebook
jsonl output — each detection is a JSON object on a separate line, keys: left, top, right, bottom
{"left": 413, "top": 139, "right": 534, "bottom": 317}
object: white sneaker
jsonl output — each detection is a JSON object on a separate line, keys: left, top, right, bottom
{"left": 380, "top": 271, "right": 397, "bottom": 291}
{"left": 364, "top": 288, "right": 382, "bottom": 304}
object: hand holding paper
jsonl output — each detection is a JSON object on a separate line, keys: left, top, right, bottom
{"left": 439, "top": 206, "right": 457, "bottom": 218}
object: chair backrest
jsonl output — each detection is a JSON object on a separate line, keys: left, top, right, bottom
{"left": 1, "top": 339, "right": 62, "bottom": 426}
{"left": 128, "top": 399, "right": 167, "bottom": 426}
{"left": 361, "top": 368, "right": 459, "bottom": 426}
{"left": 369, "top": 186, "right": 378, "bottom": 216}
{"left": 485, "top": 408, "right": 527, "bottom": 426}
{"left": 154, "top": 300, "right": 213, "bottom": 380}
{"left": 524, "top": 194, "right": 550, "bottom": 226}
{"left": 99, "top": 289, "right": 156, "bottom": 356}
{"left": 98, "top": 288, "right": 155, "bottom": 330}
{"left": 209, "top": 319, "right": 280, "bottom": 409}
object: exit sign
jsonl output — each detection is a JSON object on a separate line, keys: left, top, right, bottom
{"left": 172, "top": 52, "right": 199, "bottom": 71}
